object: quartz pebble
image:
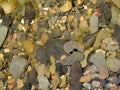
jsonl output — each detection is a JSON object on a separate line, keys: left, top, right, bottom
{"left": 90, "top": 15, "right": 98, "bottom": 34}
{"left": 0, "top": 26, "right": 8, "bottom": 47}
{"left": 107, "top": 55, "right": 120, "bottom": 72}
{"left": 9, "top": 56, "right": 28, "bottom": 78}
{"left": 90, "top": 53, "right": 106, "bottom": 69}
{"left": 83, "top": 83, "right": 91, "bottom": 90}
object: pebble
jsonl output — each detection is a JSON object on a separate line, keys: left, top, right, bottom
{"left": 90, "top": 15, "right": 98, "bottom": 34}
{"left": 59, "top": 75, "right": 67, "bottom": 88}
{"left": 99, "top": 64, "right": 109, "bottom": 79}
{"left": 83, "top": 82, "right": 91, "bottom": 90}
{"left": 37, "top": 75, "right": 50, "bottom": 89}
{"left": 61, "top": 52, "right": 84, "bottom": 65}
{"left": 9, "top": 56, "right": 28, "bottom": 78}
{"left": 90, "top": 53, "right": 106, "bottom": 69}
{"left": 107, "top": 55, "right": 120, "bottom": 72}
{"left": 63, "top": 41, "right": 83, "bottom": 54}
{"left": 0, "top": 26, "right": 8, "bottom": 48}
{"left": 80, "top": 74, "right": 92, "bottom": 83}
{"left": 92, "top": 80, "right": 101, "bottom": 88}
{"left": 0, "top": 71, "right": 6, "bottom": 80}
{"left": 40, "top": 32, "right": 49, "bottom": 45}
{"left": 112, "top": 0, "right": 120, "bottom": 8}
{"left": 49, "top": 64, "right": 56, "bottom": 75}
{"left": 79, "top": 20, "right": 89, "bottom": 33}
{"left": 23, "top": 39, "right": 34, "bottom": 55}
{"left": 60, "top": 0, "right": 72, "bottom": 13}
{"left": 90, "top": 0, "right": 97, "bottom": 4}
{"left": 27, "top": 69, "right": 38, "bottom": 85}
{"left": 102, "top": 37, "right": 119, "bottom": 51}
{"left": 2, "top": 15, "right": 13, "bottom": 27}
{"left": 17, "top": 79, "right": 24, "bottom": 88}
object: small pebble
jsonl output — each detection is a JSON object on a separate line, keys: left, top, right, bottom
{"left": 92, "top": 80, "right": 101, "bottom": 88}
{"left": 59, "top": 75, "right": 67, "bottom": 88}
{"left": 90, "top": 52, "right": 106, "bottom": 69}
{"left": 17, "top": 79, "right": 24, "bottom": 88}
{"left": 9, "top": 56, "right": 28, "bottom": 78}
{"left": 80, "top": 74, "right": 92, "bottom": 83}
{"left": 107, "top": 55, "right": 120, "bottom": 72}
{"left": 90, "top": 15, "right": 98, "bottom": 34}
{"left": 83, "top": 82, "right": 91, "bottom": 90}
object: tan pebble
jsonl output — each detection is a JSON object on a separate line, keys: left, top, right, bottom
{"left": 87, "top": 8, "right": 93, "bottom": 15}
{"left": 17, "top": 79, "right": 24, "bottom": 88}
{"left": 68, "top": 15, "right": 74, "bottom": 22}
{"left": 40, "top": 32, "right": 49, "bottom": 44}
{"left": 50, "top": 56, "right": 56, "bottom": 64}
{"left": 60, "top": 75, "right": 67, "bottom": 88}
{"left": 80, "top": 74, "right": 92, "bottom": 82}
{"left": 23, "top": 40, "right": 34, "bottom": 55}
{"left": 27, "top": 66, "right": 32, "bottom": 72}
{"left": 60, "top": 0, "right": 72, "bottom": 13}
{"left": 79, "top": 16, "right": 85, "bottom": 22}
{"left": 49, "top": 64, "right": 56, "bottom": 75}
{"left": 61, "top": 55, "right": 67, "bottom": 60}
{"left": 77, "top": 0, "right": 83, "bottom": 5}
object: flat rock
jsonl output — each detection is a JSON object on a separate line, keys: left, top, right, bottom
{"left": 90, "top": 53, "right": 106, "bottom": 69}
{"left": 63, "top": 41, "right": 83, "bottom": 54}
{"left": 89, "top": 15, "right": 98, "bottom": 34}
{"left": 9, "top": 56, "right": 28, "bottom": 78}
{"left": 0, "top": 25, "right": 8, "bottom": 48}
{"left": 107, "top": 55, "right": 120, "bottom": 72}
{"left": 61, "top": 52, "right": 84, "bottom": 65}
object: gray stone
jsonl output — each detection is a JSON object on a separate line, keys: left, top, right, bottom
{"left": 37, "top": 75, "right": 50, "bottom": 89}
{"left": 90, "top": 53, "right": 106, "bottom": 69}
{"left": 107, "top": 55, "right": 120, "bottom": 72}
{"left": 61, "top": 52, "right": 84, "bottom": 65}
{"left": 9, "top": 56, "right": 28, "bottom": 78}
{"left": 63, "top": 41, "right": 83, "bottom": 54}
{"left": 92, "top": 80, "right": 100, "bottom": 87}
{"left": 90, "top": 15, "right": 98, "bottom": 34}
{"left": 0, "top": 25, "right": 8, "bottom": 48}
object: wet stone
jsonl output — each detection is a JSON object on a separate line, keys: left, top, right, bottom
{"left": 0, "top": 25, "right": 8, "bottom": 48}
{"left": 61, "top": 52, "right": 84, "bottom": 65}
{"left": 9, "top": 56, "right": 28, "bottom": 78}
{"left": 70, "top": 61, "right": 82, "bottom": 90}
{"left": 107, "top": 55, "right": 120, "bottom": 72}
{"left": 63, "top": 41, "right": 83, "bottom": 54}
{"left": 46, "top": 38, "right": 65, "bottom": 60}
{"left": 100, "top": 2, "right": 111, "bottom": 24}
{"left": 36, "top": 45, "right": 49, "bottom": 64}
{"left": 89, "top": 15, "right": 98, "bottom": 34}
{"left": 90, "top": 52, "right": 106, "bottom": 69}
